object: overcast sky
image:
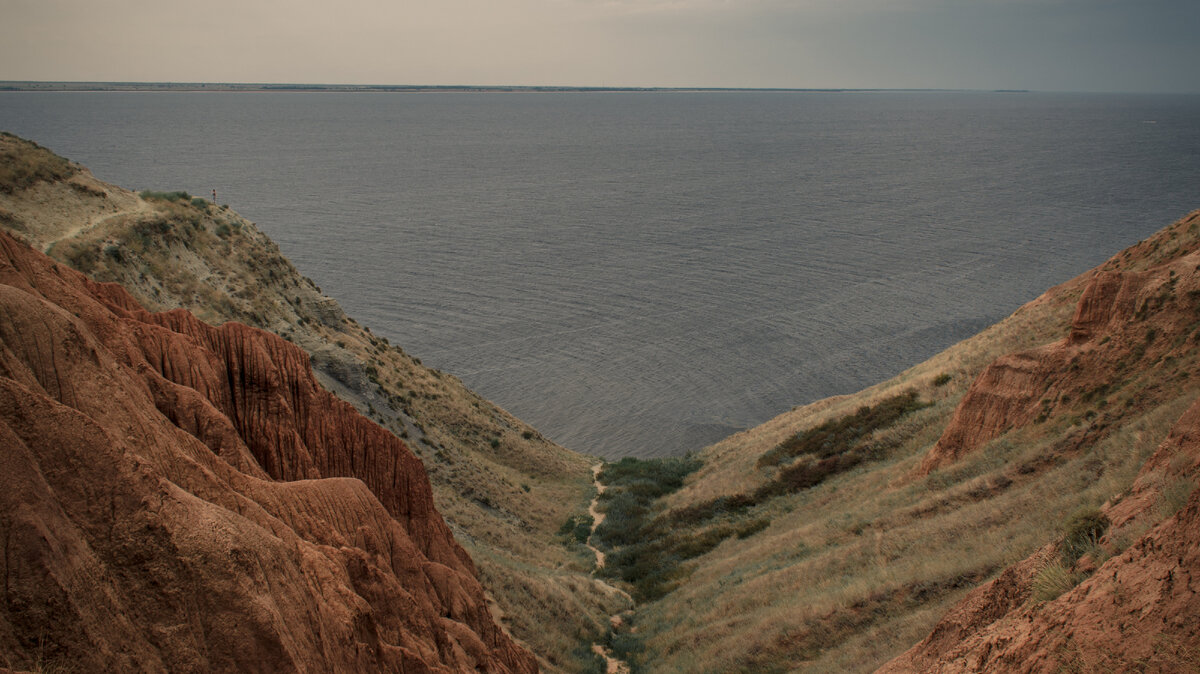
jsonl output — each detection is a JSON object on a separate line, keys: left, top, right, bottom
{"left": 3, "top": 0, "right": 1198, "bottom": 92}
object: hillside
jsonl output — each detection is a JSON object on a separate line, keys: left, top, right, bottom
{"left": 0, "top": 226, "right": 538, "bottom": 671}
{"left": 0, "top": 133, "right": 623, "bottom": 673}
{"left": 587, "top": 209, "right": 1200, "bottom": 671}
{"left": 6, "top": 131, "right": 1199, "bottom": 672}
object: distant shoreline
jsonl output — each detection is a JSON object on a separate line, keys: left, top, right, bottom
{"left": 0, "top": 81, "right": 1006, "bottom": 94}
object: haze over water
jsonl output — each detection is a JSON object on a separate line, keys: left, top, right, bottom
{"left": 4, "top": 91, "right": 1198, "bottom": 458}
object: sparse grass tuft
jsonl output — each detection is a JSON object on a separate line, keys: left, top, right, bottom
{"left": 1157, "top": 476, "right": 1197, "bottom": 518}
{"left": 1060, "top": 508, "right": 1109, "bottom": 566}
{"left": 1031, "top": 561, "right": 1083, "bottom": 603}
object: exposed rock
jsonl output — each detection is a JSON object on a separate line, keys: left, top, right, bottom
{"left": 0, "top": 230, "right": 536, "bottom": 673}
{"left": 920, "top": 210, "right": 1200, "bottom": 475}
{"left": 0, "top": 133, "right": 615, "bottom": 673}
{"left": 881, "top": 396, "right": 1200, "bottom": 672}
{"left": 885, "top": 210, "right": 1200, "bottom": 671}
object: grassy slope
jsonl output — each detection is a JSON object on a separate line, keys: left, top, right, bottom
{"left": 625, "top": 210, "right": 1200, "bottom": 672}
{"left": 10, "top": 131, "right": 1198, "bottom": 673}
{"left": 0, "top": 133, "right": 623, "bottom": 673}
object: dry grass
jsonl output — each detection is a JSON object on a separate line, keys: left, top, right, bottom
{"left": 0, "top": 141, "right": 609, "bottom": 673}
{"left": 630, "top": 211, "right": 1200, "bottom": 672}
{"left": 633, "top": 392, "right": 1191, "bottom": 672}
{"left": 670, "top": 275, "right": 1080, "bottom": 511}
{"left": 0, "top": 132, "right": 78, "bottom": 194}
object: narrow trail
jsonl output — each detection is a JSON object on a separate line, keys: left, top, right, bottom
{"left": 586, "top": 463, "right": 608, "bottom": 569}
{"left": 587, "top": 463, "right": 633, "bottom": 674}
{"left": 46, "top": 196, "right": 155, "bottom": 252}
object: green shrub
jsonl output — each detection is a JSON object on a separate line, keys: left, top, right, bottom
{"left": 139, "top": 190, "right": 191, "bottom": 202}
{"left": 558, "top": 514, "right": 593, "bottom": 544}
{"left": 592, "top": 456, "right": 703, "bottom": 601}
{"left": 758, "top": 390, "right": 926, "bottom": 468}
{"left": 933, "top": 373, "right": 952, "bottom": 386}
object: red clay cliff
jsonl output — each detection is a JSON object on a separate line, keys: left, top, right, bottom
{"left": 0, "top": 230, "right": 537, "bottom": 673}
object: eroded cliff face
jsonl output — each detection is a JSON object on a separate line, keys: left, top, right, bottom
{"left": 0, "top": 230, "right": 537, "bottom": 673}
{"left": 882, "top": 210, "right": 1200, "bottom": 671}
{"left": 0, "top": 133, "right": 611, "bottom": 672}
{"left": 920, "top": 210, "right": 1200, "bottom": 475}
{"left": 882, "top": 395, "right": 1200, "bottom": 673}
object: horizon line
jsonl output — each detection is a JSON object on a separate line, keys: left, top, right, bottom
{"left": 0, "top": 81, "right": 1042, "bottom": 94}
{"left": 3, "top": 81, "right": 1194, "bottom": 95}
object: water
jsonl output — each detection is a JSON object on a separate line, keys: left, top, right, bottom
{"left": 3, "top": 91, "right": 1198, "bottom": 458}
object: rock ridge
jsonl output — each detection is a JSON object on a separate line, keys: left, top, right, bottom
{"left": 0, "top": 229, "right": 536, "bottom": 673}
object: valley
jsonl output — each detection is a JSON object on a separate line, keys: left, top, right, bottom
{"left": 2, "top": 132, "right": 1199, "bottom": 672}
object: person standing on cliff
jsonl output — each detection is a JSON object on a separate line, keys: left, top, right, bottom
{"left": 212, "top": 188, "right": 217, "bottom": 202}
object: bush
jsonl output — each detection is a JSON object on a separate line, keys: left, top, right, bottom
{"left": 1061, "top": 508, "right": 1109, "bottom": 566}
{"left": 139, "top": 190, "right": 191, "bottom": 202}
{"left": 736, "top": 518, "right": 771, "bottom": 539}
{"left": 933, "top": 373, "right": 952, "bottom": 386}
{"left": 558, "top": 514, "right": 593, "bottom": 544}
{"left": 1158, "top": 477, "right": 1196, "bottom": 518}
{"left": 592, "top": 456, "right": 703, "bottom": 601}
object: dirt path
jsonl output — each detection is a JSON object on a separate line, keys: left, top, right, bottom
{"left": 44, "top": 195, "right": 155, "bottom": 252}
{"left": 591, "top": 643, "right": 631, "bottom": 674}
{"left": 586, "top": 463, "right": 608, "bottom": 568}
{"left": 586, "top": 463, "right": 633, "bottom": 674}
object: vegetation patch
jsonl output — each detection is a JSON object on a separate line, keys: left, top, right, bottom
{"left": 1060, "top": 508, "right": 1109, "bottom": 566}
{"left": 558, "top": 513, "right": 593, "bottom": 544}
{"left": 0, "top": 133, "right": 78, "bottom": 193}
{"left": 758, "top": 390, "right": 927, "bottom": 468}
{"left": 591, "top": 456, "right": 703, "bottom": 601}
{"left": 139, "top": 190, "right": 192, "bottom": 203}
{"left": 1031, "top": 561, "right": 1084, "bottom": 603}
{"left": 668, "top": 391, "right": 930, "bottom": 530}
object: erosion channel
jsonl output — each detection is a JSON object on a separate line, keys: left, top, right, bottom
{"left": 588, "top": 463, "right": 634, "bottom": 674}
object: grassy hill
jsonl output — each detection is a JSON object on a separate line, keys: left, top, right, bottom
{"left": 588, "top": 207, "right": 1200, "bottom": 672}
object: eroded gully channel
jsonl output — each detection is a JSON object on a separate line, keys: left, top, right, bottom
{"left": 587, "top": 463, "right": 633, "bottom": 674}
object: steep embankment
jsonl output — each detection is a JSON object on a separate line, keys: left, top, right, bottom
{"left": 0, "top": 132, "right": 617, "bottom": 673}
{"left": 0, "top": 228, "right": 535, "bottom": 672}
{"left": 598, "top": 209, "right": 1200, "bottom": 672}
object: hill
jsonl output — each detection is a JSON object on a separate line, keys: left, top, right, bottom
{"left": 6, "top": 131, "right": 1199, "bottom": 672}
{"left": 0, "top": 132, "right": 623, "bottom": 673}
{"left": 587, "top": 208, "right": 1200, "bottom": 671}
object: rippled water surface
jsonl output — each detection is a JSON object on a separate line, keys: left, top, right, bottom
{"left": 3, "top": 91, "right": 1198, "bottom": 457}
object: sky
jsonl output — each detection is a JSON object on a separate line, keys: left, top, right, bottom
{"left": 3, "top": 0, "right": 1199, "bottom": 92}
